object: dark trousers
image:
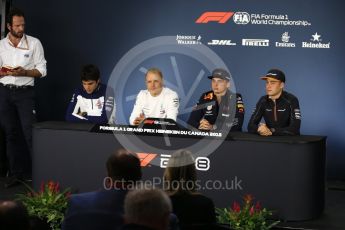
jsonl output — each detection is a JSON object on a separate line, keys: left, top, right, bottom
{"left": 0, "top": 85, "right": 35, "bottom": 177}
{"left": 0, "top": 128, "right": 7, "bottom": 175}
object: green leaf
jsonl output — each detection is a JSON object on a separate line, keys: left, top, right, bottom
{"left": 215, "top": 196, "right": 280, "bottom": 230}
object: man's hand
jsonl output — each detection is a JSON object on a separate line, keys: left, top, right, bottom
{"left": 0, "top": 66, "right": 14, "bottom": 76}
{"left": 7, "top": 66, "right": 27, "bottom": 76}
{"left": 133, "top": 113, "right": 145, "bottom": 126}
{"left": 257, "top": 123, "right": 272, "bottom": 136}
{"left": 78, "top": 112, "right": 88, "bottom": 117}
{"left": 198, "top": 119, "right": 213, "bottom": 130}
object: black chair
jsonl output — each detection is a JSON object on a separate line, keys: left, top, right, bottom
{"left": 29, "top": 216, "right": 51, "bottom": 230}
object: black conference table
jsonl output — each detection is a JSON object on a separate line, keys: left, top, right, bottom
{"left": 32, "top": 121, "right": 326, "bottom": 221}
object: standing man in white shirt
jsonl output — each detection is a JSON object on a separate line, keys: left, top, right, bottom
{"left": 129, "top": 68, "right": 179, "bottom": 126}
{"left": 0, "top": 8, "right": 47, "bottom": 187}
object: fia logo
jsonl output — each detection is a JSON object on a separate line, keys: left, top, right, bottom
{"left": 233, "top": 12, "right": 250, "bottom": 25}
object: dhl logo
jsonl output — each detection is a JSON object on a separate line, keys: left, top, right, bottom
{"left": 196, "top": 12, "right": 234, "bottom": 24}
{"left": 137, "top": 153, "right": 157, "bottom": 167}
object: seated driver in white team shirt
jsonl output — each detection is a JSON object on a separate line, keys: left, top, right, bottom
{"left": 129, "top": 68, "right": 179, "bottom": 126}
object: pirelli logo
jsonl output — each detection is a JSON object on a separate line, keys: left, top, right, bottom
{"left": 242, "top": 39, "right": 269, "bottom": 47}
{"left": 196, "top": 12, "right": 234, "bottom": 24}
{"left": 137, "top": 153, "right": 157, "bottom": 167}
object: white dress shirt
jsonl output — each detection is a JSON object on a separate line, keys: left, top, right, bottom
{"left": 0, "top": 33, "right": 47, "bottom": 86}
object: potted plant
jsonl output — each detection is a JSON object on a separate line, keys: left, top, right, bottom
{"left": 17, "top": 181, "right": 71, "bottom": 230}
{"left": 216, "top": 194, "right": 280, "bottom": 230}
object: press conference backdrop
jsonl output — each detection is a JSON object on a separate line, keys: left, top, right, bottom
{"left": 13, "top": 0, "right": 345, "bottom": 179}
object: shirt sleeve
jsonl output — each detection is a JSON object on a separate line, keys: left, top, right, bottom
{"left": 65, "top": 89, "right": 86, "bottom": 122}
{"left": 32, "top": 39, "right": 47, "bottom": 77}
{"left": 129, "top": 91, "right": 144, "bottom": 125}
{"left": 165, "top": 91, "right": 179, "bottom": 121}
{"left": 105, "top": 90, "right": 116, "bottom": 125}
{"left": 230, "top": 94, "right": 245, "bottom": 131}
{"left": 61, "top": 196, "right": 79, "bottom": 230}
{"left": 247, "top": 97, "right": 265, "bottom": 133}
{"left": 187, "top": 95, "right": 204, "bottom": 129}
{"left": 272, "top": 97, "right": 301, "bottom": 136}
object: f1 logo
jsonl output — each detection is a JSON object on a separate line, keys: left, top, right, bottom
{"left": 196, "top": 12, "right": 234, "bottom": 24}
{"left": 137, "top": 153, "right": 157, "bottom": 167}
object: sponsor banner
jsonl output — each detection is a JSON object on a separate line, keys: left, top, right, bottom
{"left": 302, "top": 32, "right": 330, "bottom": 49}
{"left": 176, "top": 34, "right": 202, "bottom": 45}
{"left": 275, "top": 32, "right": 296, "bottom": 48}
{"left": 207, "top": 39, "right": 236, "bottom": 46}
{"left": 242, "top": 39, "right": 269, "bottom": 47}
{"left": 233, "top": 12, "right": 311, "bottom": 27}
{"left": 195, "top": 11, "right": 311, "bottom": 27}
{"left": 96, "top": 125, "right": 223, "bottom": 138}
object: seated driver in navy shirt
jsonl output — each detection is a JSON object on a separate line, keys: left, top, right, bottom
{"left": 247, "top": 69, "right": 301, "bottom": 136}
{"left": 187, "top": 68, "right": 244, "bottom": 132}
{"left": 65, "top": 64, "right": 115, "bottom": 124}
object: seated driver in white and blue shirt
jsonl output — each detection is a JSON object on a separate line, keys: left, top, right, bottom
{"left": 65, "top": 64, "right": 115, "bottom": 124}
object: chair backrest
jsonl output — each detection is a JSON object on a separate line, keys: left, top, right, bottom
{"left": 180, "top": 223, "right": 233, "bottom": 230}
{"left": 62, "top": 211, "right": 123, "bottom": 230}
{"left": 30, "top": 216, "right": 51, "bottom": 230}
